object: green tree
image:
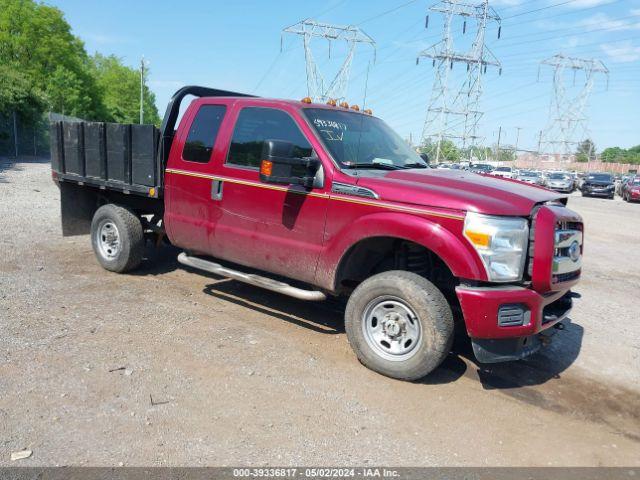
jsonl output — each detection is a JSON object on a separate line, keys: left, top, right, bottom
{"left": 419, "top": 139, "right": 460, "bottom": 162}
{"left": 0, "top": 64, "right": 47, "bottom": 120}
{"left": 576, "top": 138, "right": 596, "bottom": 163}
{"left": 0, "top": 0, "right": 105, "bottom": 119}
{"left": 601, "top": 145, "right": 640, "bottom": 165}
{"left": 91, "top": 54, "right": 160, "bottom": 125}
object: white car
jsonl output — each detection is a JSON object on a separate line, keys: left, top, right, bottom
{"left": 492, "top": 166, "right": 514, "bottom": 179}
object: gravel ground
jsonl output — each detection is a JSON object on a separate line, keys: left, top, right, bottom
{"left": 1, "top": 157, "right": 639, "bottom": 467}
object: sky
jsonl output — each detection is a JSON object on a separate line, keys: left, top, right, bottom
{"left": 50, "top": 0, "right": 640, "bottom": 152}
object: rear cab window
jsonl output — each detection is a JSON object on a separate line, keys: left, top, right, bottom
{"left": 182, "top": 105, "right": 227, "bottom": 163}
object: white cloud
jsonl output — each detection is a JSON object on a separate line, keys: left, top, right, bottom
{"left": 491, "top": 0, "right": 525, "bottom": 6}
{"left": 568, "top": 0, "right": 617, "bottom": 7}
{"left": 601, "top": 41, "right": 640, "bottom": 62}
{"left": 579, "top": 12, "right": 640, "bottom": 31}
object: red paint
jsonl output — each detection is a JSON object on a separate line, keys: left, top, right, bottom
{"left": 456, "top": 286, "right": 568, "bottom": 339}
{"left": 162, "top": 96, "right": 583, "bottom": 343}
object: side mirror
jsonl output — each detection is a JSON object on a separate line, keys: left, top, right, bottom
{"left": 259, "top": 139, "right": 320, "bottom": 189}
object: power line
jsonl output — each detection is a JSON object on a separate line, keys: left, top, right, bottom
{"left": 356, "top": 0, "right": 420, "bottom": 26}
{"left": 282, "top": 20, "right": 376, "bottom": 101}
{"left": 418, "top": 0, "right": 502, "bottom": 159}
{"left": 502, "top": 0, "right": 580, "bottom": 20}
{"left": 496, "top": 12, "right": 640, "bottom": 45}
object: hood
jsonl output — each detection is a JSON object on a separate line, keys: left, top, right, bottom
{"left": 354, "top": 169, "right": 565, "bottom": 216}
{"left": 583, "top": 179, "right": 614, "bottom": 186}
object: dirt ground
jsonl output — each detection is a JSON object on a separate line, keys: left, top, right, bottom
{"left": 1, "top": 157, "right": 639, "bottom": 467}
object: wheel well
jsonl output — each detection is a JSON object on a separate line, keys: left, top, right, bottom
{"left": 335, "top": 237, "right": 459, "bottom": 299}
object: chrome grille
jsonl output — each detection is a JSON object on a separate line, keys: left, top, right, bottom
{"left": 552, "top": 227, "right": 582, "bottom": 282}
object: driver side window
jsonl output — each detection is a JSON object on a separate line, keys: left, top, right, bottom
{"left": 226, "top": 107, "right": 313, "bottom": 170}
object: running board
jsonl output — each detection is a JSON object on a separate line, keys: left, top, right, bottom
{"left": 177, "top": 252, "right": 327, "bottom": 301}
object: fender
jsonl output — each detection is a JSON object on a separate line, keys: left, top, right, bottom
{"left": 315, "top": 211, "right": 488, "bottom": 291}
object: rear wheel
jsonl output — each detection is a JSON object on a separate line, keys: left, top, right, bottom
{"left": 90, "top": 204, "right": 144, "bottom": 273}
{"left": 344, "top": 271, "right": 454, "bottom": 381}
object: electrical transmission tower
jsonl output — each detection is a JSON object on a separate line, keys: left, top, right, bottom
{"left": 538, "top": 54, "right": 609, "bottom": 159}
{"left": 417, "top": 0, "right": 501, "bottom": 162}
{"left": 282, "top": 19, "right": 376, "bottom": 102}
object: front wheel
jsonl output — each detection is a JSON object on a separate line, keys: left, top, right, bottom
{"left": 344, "top": 271, "right": 454, "bottom": 381}
{"left": 90, "top": 204, "right": 144, "bottom": 273}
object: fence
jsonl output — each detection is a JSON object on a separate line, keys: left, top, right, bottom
{"left": 514, "top": 154, "right": 638, "bottom": 174}
{"left": 0, "top": 111, "right": 82, "bottom": 158}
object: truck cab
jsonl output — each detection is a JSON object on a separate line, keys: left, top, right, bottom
{"left": 51, "top": 86, "right": 583, "bottom": 381}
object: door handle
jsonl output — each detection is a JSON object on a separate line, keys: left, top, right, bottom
{"left": 211, "top": 179, "right": 223, "bottom": 200}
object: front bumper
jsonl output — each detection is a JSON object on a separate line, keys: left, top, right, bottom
{"left": 583, "top": 187, "right": 614, "bottom": 197}
{"left": 456, "top": 285, "right": 573, "bottom": 339}
{"left": 456, "top": 285, "right": 573, "bottom": 363}
{"left": 548, "top": 185, "right": 573, "bottom": 193}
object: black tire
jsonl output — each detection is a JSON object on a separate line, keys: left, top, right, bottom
{"left": 90, "top": 204, "right": 144, "bottom": 273}
{"left": 344, "top": 271, "right": 454, "bottom": 381}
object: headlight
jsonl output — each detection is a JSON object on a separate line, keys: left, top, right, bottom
{"left": 463, "top": 212, "right": 529, "bottom": 282}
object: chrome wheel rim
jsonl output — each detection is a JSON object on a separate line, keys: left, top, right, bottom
{"left": 96, "top": 220, "right": 120, "bottom": 260}
{"left": 362, "top": 295, "right": 422, "bottom": 362}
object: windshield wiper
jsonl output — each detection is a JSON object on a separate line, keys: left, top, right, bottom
{"left": 400, "top": 163, "right": 429, "bottom": 169}
{"left": 343, "top": 163, "right": 403, "bottom": 170}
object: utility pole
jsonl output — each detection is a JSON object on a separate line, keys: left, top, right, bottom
{"left": 495, "top": 125, "right": 502, "bottom": 161}
{"left": 514, "top": 126, "right": 522, "bottom": 163}
{"left": 282, "top": 20, "right": 376, "bottom": 102}
{"left": 12, "top": 110, "right": 18, "bottom": 158}
{"left": 514, "top": 126, "right": 522, "bottom": 153}
{"left": 538, "top": 54, "right": 608, "bottom": 160}
{"left": 139, "top": 57, "right": 149, "bottom": 124}
{"left": 417, "top": 0, "right": 502, "bottom": 162}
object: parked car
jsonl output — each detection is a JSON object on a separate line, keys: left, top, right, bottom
{"left": 568, "top": 172, "right": 579, "bottom": 190}
{"left": 49, "top": 86, "right": 582, "bottom": 381}
{"left": 616, "top": 175, "right": 631, "bottom": 196}
{"left": 470, "top": 163, "right": 494, "bottom": 174}
{"left": 581, "top": 172, "right": 615, "bottom": 199}
{"left": 545, "top": 172, "right": 574, "bottom": 193}
{"left": 492, "top": 166, "right": 515, "bottom": 179}
{"left": 622, "top": 176, "right": 640, "bottom": 202}
{"left": 516, "top": 170, "right": 544, "bottom": 186}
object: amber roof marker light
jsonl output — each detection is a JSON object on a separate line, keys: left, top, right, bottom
{"left": 301, "top": 97, "right": 312, "bottom": 104}
{"left": 339, "top": 101, "right": 349, "bottom": 109}
{"left": 350, "top": 105, "right": 360, "bottom": 111}
{"left": 364, "top": 109, "right": 373, "bottom": 115}
{"left": 326, "top": 99, "right": 337, "bottom": 107}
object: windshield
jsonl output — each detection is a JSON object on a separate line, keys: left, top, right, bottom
{"left": 549, "top": 173, "right": 569, "bottom": 180}
{"left": 496, "top": 167, "right": 511, "bottom": 172}
{"left": 520, "top": 171, "right": 540, "bottom": 178}
{"left": 303, "top": 108, "right": 427, "bottom": 169}
{"left": 587, "top": 173, "right": 612, "bottom": 181}
{"left": 472, "top": 164, "right": 492, "bottom": 171}
{"left": 631, "top": 178, "right": 640, "bottom": 186}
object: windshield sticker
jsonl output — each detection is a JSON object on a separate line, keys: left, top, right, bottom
{"left": 320, "top": 129, "right": 344, "bottom": 141}
{"left": 313, "top": 118, "right": 348, "bottom": 142}
{"left": 313, "top": 118, "right": 347, "bottom": 130}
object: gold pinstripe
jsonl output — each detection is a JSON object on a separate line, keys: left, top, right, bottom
{"left": 165, "top": 168, "right": 464, "bottom": 221}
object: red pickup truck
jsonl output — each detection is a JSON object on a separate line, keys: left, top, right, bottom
{"left": 50, "top": 86, "right": 582, "bottom": 381}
